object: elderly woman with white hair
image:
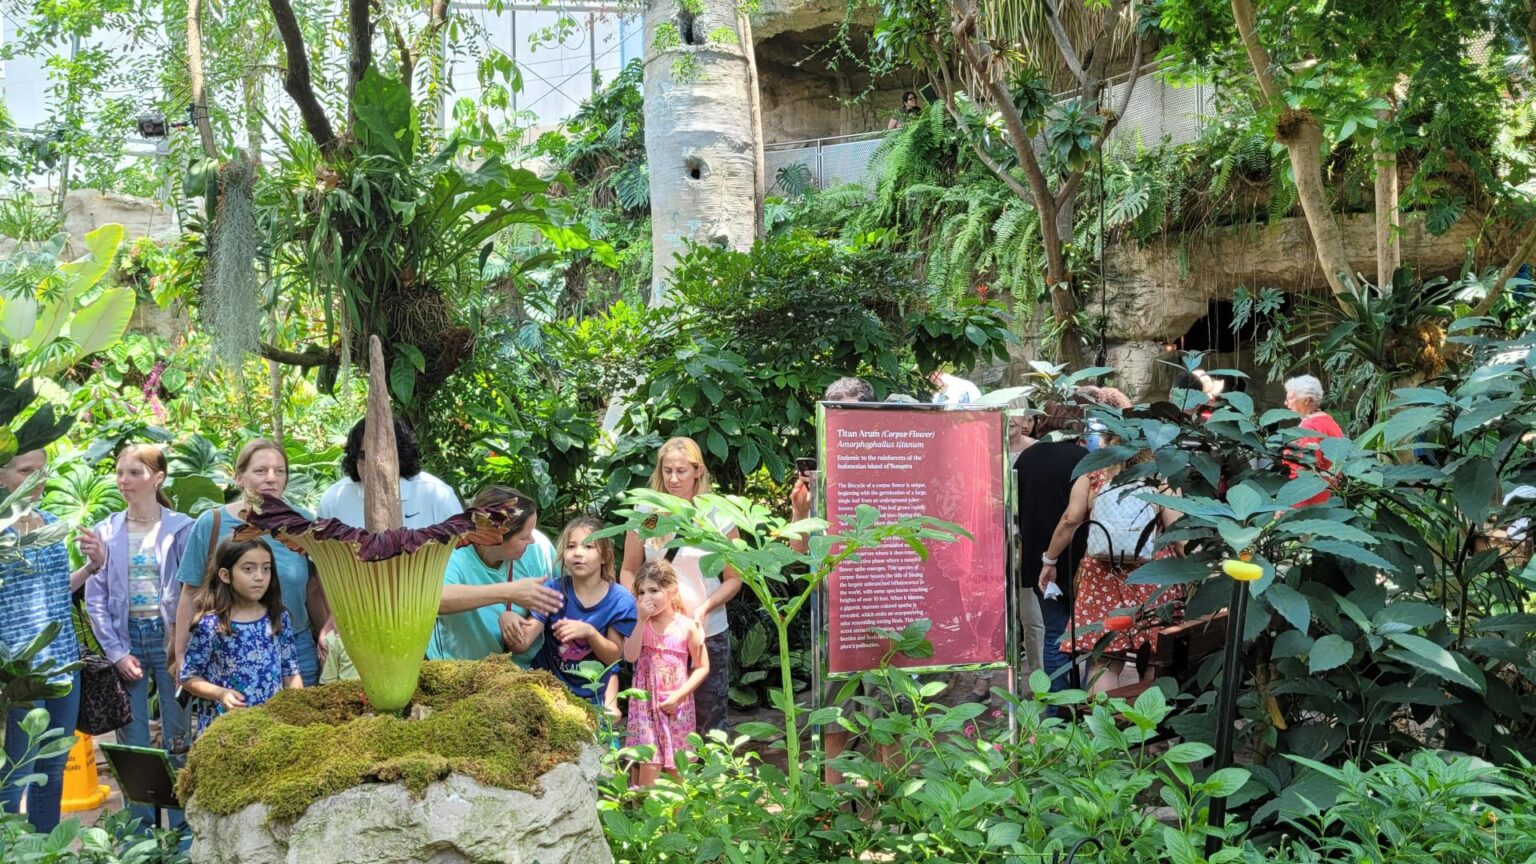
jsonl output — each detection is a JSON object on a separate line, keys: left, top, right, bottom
{"left": 1284, "top": 375, "right": 1344, "bottom": 507}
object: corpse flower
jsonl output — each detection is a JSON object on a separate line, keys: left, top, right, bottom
{"left": 236, "top": 497, "right": 517, "bottom": 712}
{"left": 235, "top": 336, "right": 518, "bottom": 713}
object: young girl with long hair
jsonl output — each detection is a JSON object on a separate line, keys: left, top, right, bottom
{"left": 619, "top": 437, "right": 740, "bottom": 734}
{"left": 532, "top": 516, "right": 636, "bottom": 706}
{"left": 624, "top": 560, "right": 707, "bottom": 786}
{"left": 179, "top": 539, "right": 303, "bottom": 739}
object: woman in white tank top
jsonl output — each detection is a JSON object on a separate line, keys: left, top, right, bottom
{"left": 619, "top": 438, "right": 742, "bottom": 734}
{"left": 1038, "top": 448, "right": 1184, "bottom": 694}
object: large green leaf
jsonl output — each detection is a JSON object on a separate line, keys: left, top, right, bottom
{"left": 354, "top": 68, "right": 416, "bottom": 160}
{"left": 1264, "top": 582, "right": 1311, "bottom": 632}
{"left": 59, "top": 287, "right": 135, "bottom": 364}
{"left": 1384, "top": 632, "right": 1484, "bottom": 693}
{"left": 28, "top": 224, "right": 124, "bottom": 351}
{"left": 1308, "top": 634, "right": 1353, "bottom": 674}
{"left": 1, "top": 291, "right": 38, "bottom": 342}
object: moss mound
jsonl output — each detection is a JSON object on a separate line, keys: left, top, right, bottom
{"left": 177, "top": 658, "right": 597, "bottom": 822}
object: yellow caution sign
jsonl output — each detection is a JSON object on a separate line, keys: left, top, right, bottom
{"left": 60, "top": 734, "right": 111, "bottom": 813}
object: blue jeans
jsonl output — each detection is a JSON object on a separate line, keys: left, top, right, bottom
{"left": 121, "top": 617, "right": 186, "bottom": 829}
{"left": 2, "top": 671, "right": 81, "bottom": 833}
{"left": 1040, "top": 597, "right": 1073, "bottom": 692}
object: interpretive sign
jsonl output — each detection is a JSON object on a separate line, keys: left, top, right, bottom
{"left": 817, "top": 403, "right": 1012, "bottom": 676}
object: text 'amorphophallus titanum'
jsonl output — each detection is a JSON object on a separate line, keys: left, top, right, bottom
{"left": 234, "top": 336, "right": 518, "bottom": 712}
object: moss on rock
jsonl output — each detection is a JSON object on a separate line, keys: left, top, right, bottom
{"left": 177, "top": 658, "right": 597, "bottom": 822}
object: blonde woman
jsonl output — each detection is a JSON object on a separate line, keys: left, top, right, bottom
{"left": 173, "top": 439, "right": 329, "bottom": 685}
{"left": 619, "top": 437, "right": 742, "bottom": 734}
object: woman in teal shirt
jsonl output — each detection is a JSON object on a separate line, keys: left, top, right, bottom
{"left": 172, "top": 439, "right": 329, "bottom": 685}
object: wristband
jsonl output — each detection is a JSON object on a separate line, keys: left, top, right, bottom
{"left": 1041, "top": 554, "right": 1057, "bottom": 566}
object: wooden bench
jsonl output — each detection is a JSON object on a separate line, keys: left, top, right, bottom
{"left": 1104, "top": 609, "right": 1229, "bottom": 703}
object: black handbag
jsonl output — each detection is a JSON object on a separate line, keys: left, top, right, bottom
{"left": 77, "top": 653, "right": 133, "bottom": 735}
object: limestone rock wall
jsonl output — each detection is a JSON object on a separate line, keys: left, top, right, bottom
{"left": 1088, "top": 213, "right": 1497, "bottom": 402}
{"left": 751, "top": 2, "right": 908, "bottom": 142}
{"left": 1099, "top": 212, "right": 1487, "bottom": 343}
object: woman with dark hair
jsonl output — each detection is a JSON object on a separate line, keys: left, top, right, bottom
{"left": 319, "top": 415, "right": 462, "bottom": 529}
{"left": 1038, "top": 410, "right": 1183, "bottom": 695}
{"left": 888, "top": 90, "right": 921, "bottom": 129}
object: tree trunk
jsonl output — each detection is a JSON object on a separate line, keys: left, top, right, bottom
{"left": 643, "top": 0, "right": 762, "bottom": 305}
{"left": 1232, "top": 0, "right": 1354, "bottom": 298}
{"left": 187, "top": 0, "right": 220, "bottom": 158}
{"left": 1373, "top": 110, "right": 1399, "bottom": 291}
{"left": 1277, "top": 111, "right": 1356, "bottom": 295}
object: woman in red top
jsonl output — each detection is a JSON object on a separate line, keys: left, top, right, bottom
{"left": 1284, "top": 375, "right": 1343, "bottom": 506}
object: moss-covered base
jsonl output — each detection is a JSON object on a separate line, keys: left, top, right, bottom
{"left": 177, "top": 658, "right": 597, "bottom": 822}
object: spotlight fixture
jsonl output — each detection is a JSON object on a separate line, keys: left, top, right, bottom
{"left": 135, "top": 107, "right": 196, "bottom": 140}
{"left": 136, "top": 114, "right": 168, "bottom": 138}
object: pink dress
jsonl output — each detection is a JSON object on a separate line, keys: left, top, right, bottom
{"left": 626, "top": 621, "right": 696, "bottom": 768}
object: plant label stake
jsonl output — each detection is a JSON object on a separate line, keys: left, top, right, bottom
{"left": 1205, "top": 559, "right": 1256, "bottom": 856}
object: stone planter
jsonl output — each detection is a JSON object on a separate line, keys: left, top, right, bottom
{"left": 186, "top": 749, "right": 611, "bottom": 864}
{"left": 180, "top": 660, "right": 612, "bottom": 864}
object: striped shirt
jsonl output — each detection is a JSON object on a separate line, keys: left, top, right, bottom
{"left": 0, "top": 511, "right": 80, "bottom": 683}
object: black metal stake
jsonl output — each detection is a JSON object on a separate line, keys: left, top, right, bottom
{"left": 1205, "top": 576, "right": 1249, "bottom": 857}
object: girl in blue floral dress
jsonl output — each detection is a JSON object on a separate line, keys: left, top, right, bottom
{"left": 180, "top": 538, "right": 302, "bottom": 739}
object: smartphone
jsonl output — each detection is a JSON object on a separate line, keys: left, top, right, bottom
{"left": 795, "top": 457, "right": 816, "bottom": 477}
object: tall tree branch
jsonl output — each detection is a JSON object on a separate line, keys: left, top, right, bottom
{"left": 1231, "top": 0, "right": 1282, "bottom": 105}
{"left": 1040, "top": 0, "right": 1088, "bottom": 89}
{"left": 384, "top": 17, "right": 414, "bottom": 89}
{"left": 1081, "top": 0, "right": 1127, "bottom": 91}
{"left": 259, "top": 341, "right": 340, "bottom": 368}
{"left": 267, "top": 0, "right": 339, "bottom": 155}
{"left": 933, "top": 66, "right": 1035, "bottom": 204}
{"left": 1232, "top": 0, "right": 1353, "bottom": 297}
{"left": 186, "top": 0, "right": 220, "bottom": 158}
{"left": 1058, "top": 33, "right": 1142, "bottom": 204}
{"left": 346, "top": 0, "right": 372, "bottom": 115}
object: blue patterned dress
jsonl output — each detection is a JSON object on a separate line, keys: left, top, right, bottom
{"left": 180, "top": 611, "right": 299, "bottom": 738}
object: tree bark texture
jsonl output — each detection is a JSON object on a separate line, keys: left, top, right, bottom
{"left": 1231, "top": 0, "right": 1354, "bottom": 297}
{"left": 1373, "top": 114, "right": 1400, "bottom": 290}
{"left": 643, "top": 0, "right": 762, "bottom": 305}
{"left": 186, "top": 0, "right": 221, "bottom": 158}
{"left": 268, "top": 0, "right": 339, "bottom": 156}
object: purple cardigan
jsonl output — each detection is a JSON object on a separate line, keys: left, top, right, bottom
{"left": 84, "top": 508, "right": 195, "bottom": 664}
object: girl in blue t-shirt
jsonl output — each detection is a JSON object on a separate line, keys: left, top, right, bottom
{"left": 180, "top": 539, "right": 302, "bottom": 739}
{"left": 532, "top": 516, "right": 636, "bottom": 705}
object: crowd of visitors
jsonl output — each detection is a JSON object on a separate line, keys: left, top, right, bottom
{"left": 0, "top": 366, "right": 1350, "bottom": 829}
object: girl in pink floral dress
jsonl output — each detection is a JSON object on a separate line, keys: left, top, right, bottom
{"left": 624, "top": 560, "right": 708, "bottom": 786}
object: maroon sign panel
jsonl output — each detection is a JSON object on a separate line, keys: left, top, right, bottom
{"left": 822, "top": 407, "right": 1008, "bottom": 675}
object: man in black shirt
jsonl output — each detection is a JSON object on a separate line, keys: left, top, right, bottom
{"left": 1015, "top": 399, "right": 1090, "bottom": 691}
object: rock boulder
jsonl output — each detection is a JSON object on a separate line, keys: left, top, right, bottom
{"left": 187, "top": 747, "right": 612, "bottom": 864}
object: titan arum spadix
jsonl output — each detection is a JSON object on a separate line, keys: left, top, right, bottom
{"left": 237, "top": 336, "right": 518, "bottom": 712}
